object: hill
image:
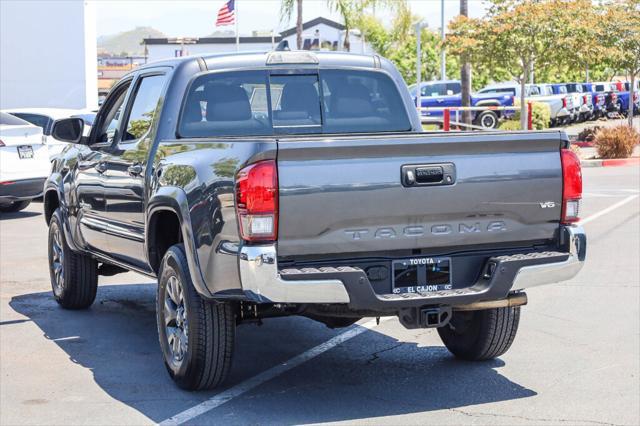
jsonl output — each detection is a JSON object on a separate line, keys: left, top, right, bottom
{"left": 98, "top": 26, "right": 166, "bottom": 56}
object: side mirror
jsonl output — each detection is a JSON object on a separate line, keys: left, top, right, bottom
{"left": 52, "top": 118, "right": 85, "bottom": 144}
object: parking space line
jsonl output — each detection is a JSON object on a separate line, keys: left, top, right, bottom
{"left": 580, "top": 195, "right": 639, "bottom": 225}
{"left": 158, "top": 317, "right": 392, "bottom": 426}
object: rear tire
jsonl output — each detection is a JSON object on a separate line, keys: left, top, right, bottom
{"left": 474, "top": 111, "right": 499, "bottom": 129}
{"left": 0, "top": 200, "right": 31, "bottom": 213}
{"left": 437, "top": 306, "right": 520, "bottom": 361}
{"left": 157, "top": 244, "right": 235, "bottom": 390}
{"left": 48, "top": 208, "right": 98, "bottom": 309}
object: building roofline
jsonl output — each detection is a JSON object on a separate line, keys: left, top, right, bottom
{"left": 143, "top": 36, "right": 283, "bottom": 45}
{"left": 279, "top": 17, "right": 345, "bottom": 37}
{"left": 143, "top": 17, "right": 346, "bottom": 45}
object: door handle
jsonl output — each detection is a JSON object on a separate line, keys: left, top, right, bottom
{"left": 94, "top": 162, "right": 107, "bottom": 174}
{"left": 128, "top": 163, "right": 143, "bottom": 176}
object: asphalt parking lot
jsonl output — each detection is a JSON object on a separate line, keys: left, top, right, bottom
{"left": 1, "top": 165, "right": 639, "bottom": 426}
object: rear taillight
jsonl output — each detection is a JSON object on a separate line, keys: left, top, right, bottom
{"left": 582, "top": 95, "right": 587, "bottom": 104}
{"left": 561, "top": 149, "right": 582, "bottom": 224}
{"left": 562, "top": 97, "right": 568, "bottom": 108}
{"left": 235, "top": 160, "right": 278, "bottom": 242}
{"left": 0, "top": 139, "right": 4, "bottom": 147}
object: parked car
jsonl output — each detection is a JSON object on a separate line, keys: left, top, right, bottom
{"left": 550, "top": 83, "right": 593, "bottom": 122}
{"left": 591, "top": 82, "right": 621, "bottom": 117}
{"left": 0, "top": 112, "right": 50, "bottom": 212}
{"left": 581, "top": 83, "right": 608, "bottom": 119}
{"left": 612, "top": 81, "right": 640, "bottom": 117}
{"left": 45, "top": 51, "right": 586, "bottom": 390}
{"left": 478, "top": 82, "right": 573, "bottom": 126}
{"left": 409, "top": 80, "right": 514, "bottom": 129}
{"left": 2, "top": 108, "right": 96, "bottom": 160}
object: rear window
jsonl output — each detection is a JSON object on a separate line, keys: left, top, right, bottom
{"left": 0, "top": 112, "right": 31, "bottom": 126}
{"left": 178, "top": 69, "right": 411, "bottom": 137}
{"left": 11, "top": 113, "right": 52, "bottom": 132}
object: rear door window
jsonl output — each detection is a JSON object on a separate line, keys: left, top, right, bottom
{"left": 446, "top": 82, "right": 461, "bottom": 95}
{"left": 421, "top": 83, "right": 447, "bottom": 97}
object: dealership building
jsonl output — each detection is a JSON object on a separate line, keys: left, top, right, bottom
{"left": 0, "top": 0, "right": 98, "bottom": 109}
{"left": 143, "top": 17, "right": 371, "bottom": 63}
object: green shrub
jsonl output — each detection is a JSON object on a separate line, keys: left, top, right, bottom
{"left": 500, "top": 101, "right": 551, "bottom": 130}
{"left": 594, "top": 125, "right": 640, "bottom": 159}
{"left": 499, "top": 120, "right": 522, "bottom": 131}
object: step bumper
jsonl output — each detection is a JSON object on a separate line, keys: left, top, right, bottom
{"left": 238, "top": 226, "right": 586, "bottom": 309}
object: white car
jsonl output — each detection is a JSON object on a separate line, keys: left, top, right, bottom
{"left": 0, "top": 112, "right": 50, "bottom": 213}
{"left": 2, "top": 108, "right": 95, "bottom": 160}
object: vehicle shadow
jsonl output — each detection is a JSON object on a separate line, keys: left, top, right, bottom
{"left": 9, "top": 284, "right": 536, "bottom": 423}
{"left": 0, "top": 210, "right": 40, "bottom": 220}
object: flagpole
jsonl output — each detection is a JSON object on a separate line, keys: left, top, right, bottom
{"left": 235, "top": 0, "right": 239, "bottom": 51}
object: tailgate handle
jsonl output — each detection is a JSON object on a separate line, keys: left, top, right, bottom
{"left": 402, "top": 163, "right": 456, "bottom": 187}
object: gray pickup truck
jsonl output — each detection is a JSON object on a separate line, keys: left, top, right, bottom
{"left": 45, "top": 51, "right": 586, "bottom": 390}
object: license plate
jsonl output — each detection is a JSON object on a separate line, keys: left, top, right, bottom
{"left": 17, "top": 145, "right": 34, "bottom": 159}
{"left": 392, "top": 257, "right": 452, "bottom": 294}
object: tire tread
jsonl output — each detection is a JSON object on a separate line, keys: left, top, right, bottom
{"left": 438, "top": 306, "right": 520, "bottom": 361}
{"left": 158, "top": 244, "right": 234, "bottom": 391}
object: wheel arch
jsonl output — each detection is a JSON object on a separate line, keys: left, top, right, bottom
{"left": 146, "top": 186, "right": 213, "bottom": 298}
{"left": 44, "top": 189, "right": 60, "bottom": 225}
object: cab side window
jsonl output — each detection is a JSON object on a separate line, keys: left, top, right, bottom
{"left": 122, "top": 75, "right": 166, "bottom": 142}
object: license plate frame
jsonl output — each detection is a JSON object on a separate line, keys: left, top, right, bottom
{"left": 17, "top": 145, "right": 34, "bottom": 159}
{"left": 391, "top": 257, "right": 452, "bottom": 294}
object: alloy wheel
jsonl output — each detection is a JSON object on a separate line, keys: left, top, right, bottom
{"left": 50, "top": 224, "right": 65, "bottom": 296}
{"left": 164, "top": 275, "right": 188, "bottom": 366}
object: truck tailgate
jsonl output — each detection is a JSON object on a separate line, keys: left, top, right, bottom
{"left": 276, "top": 131, "right": 564, "bottom": 257}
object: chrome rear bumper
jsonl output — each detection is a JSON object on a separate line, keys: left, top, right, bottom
{"left": 238, "top": 225, "right": 586, "bottom": 305}
{"left": 239, "top": 245, "right": 350, "bottom": 303}
{"left": 512, "top": 225, "right": 585, "bottom": 290}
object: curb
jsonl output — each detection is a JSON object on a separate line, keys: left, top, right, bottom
{"left": 581, "top": 157, "right": 640, "bottom": 168}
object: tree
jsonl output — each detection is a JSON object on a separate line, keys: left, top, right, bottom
{"left": 280, "top": 0, "right": 303, "bottom": 50}
{"left": 329, "top": 0, "right": 391, "bottom": 52}
{"left": 448, "top": 0, "right": 570, "bottom": 129}
{"left": 602, "top": 0, "right": 640, "bottom": 128}
{"left": 356, "top": 1, "right": 457, "bottom": 84}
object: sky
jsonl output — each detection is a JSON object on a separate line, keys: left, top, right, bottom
{"left": 95, "top": 0, "right": 489, "bottom": 38}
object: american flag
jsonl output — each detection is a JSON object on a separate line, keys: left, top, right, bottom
{"left": 216, "top": 0, "right": 235, "bottom": 26}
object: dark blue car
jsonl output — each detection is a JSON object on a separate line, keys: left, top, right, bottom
{"left": 409, "top": 80, "right": 514, "bottom": 129}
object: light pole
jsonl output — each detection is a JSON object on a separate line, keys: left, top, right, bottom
{"left": 415, "top": 21, "right": 428, "bottom": 114}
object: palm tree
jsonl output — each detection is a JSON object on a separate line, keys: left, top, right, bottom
{"left": 280, "top": 0, "right": 303, "bottom": 50}
{"left": 460, "top": 0, "right": 472, "bottom": 125}
{"left": 329, "top": 0, "right": 389, "bottom": 52}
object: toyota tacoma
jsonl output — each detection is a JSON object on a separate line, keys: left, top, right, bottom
{"left": 44, "top": 51, "right": 586, "bottom": 390}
